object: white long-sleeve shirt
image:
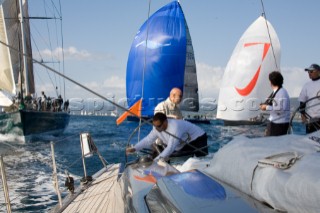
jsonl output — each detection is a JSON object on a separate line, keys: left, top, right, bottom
{"left": 299, "top": 79, "right": 320, "bottom": 118}
{"left": 266, "top": 87, "right": 290, "bottom": 123}
{"left": 134, "top": 119, "right": 205, "bottom": 159}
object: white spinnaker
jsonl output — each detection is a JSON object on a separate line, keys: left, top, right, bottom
{"left": 217, "top": 16, "right": 281, "bottom": 121}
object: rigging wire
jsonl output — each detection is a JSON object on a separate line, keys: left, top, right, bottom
{"left": 43, "top": 0, "right": 58, "bottom": 97}
{"left": 27, "top": 0, "right": 65, "bottom": 99}
{"left": 0, "top": 40, "right": 144, "bottom": 120}
{"left": 260, "top": 0, "right": 279, "bottom": 70}
{"left": 0, "top": 38, "right": 253, "bottom": 155}
{"left": 137, "top": 0, "right": 152, "bottom": 142}
{"left": 0, "top": 39, "right": 196, "bottom": 152}
{"left": 52, "top": 0, "right": 62, "bottom": 97}
{"left": 50, "top": 0, "right": 64, "bottom": 99}
{"left": 29, "top": 18, "right": 56, "bottom": 96}
{"left": 58, "top": 0, "right": 66, "bottom": 101}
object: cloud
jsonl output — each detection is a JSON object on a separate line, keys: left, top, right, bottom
{"left": 102, "top": 76, "right": 125, "bottom": 89}
{"left": 196, "top": 62, "right": 224, "bottom": 99}
{"left": 281, "top": 66, "right": 309, "bottom": 98}
{"left": 35, "top": 46, "right": 114, "bottom": 61}
{"left": 67, "top": 75, "right": 126, "bottom": 99}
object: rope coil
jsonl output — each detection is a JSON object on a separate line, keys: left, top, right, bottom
{"left": 251, "top": 151, "right": 302, "bottom": 191}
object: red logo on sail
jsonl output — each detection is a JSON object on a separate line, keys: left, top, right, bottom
{"left": 235, "top": 43, "right": 271, "bottom": 96}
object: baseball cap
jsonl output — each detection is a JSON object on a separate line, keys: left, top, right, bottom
{"left": 305, "top": 64, "right": 320, "bottom": 71}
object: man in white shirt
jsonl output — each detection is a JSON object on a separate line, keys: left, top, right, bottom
{"left": 126, "top": 113, "right": 208, "bottom": 160}
{"left": 154, "top": 87, "right": 183, "bottom": 119}
{"left": 260, "top": 71, "right": 290, "bottom": 136}
{"left": 299, "top": 64, "right": 320, "bottom": 133}
{"left": 41, "top": 91, "right": 47, "bottom": 111}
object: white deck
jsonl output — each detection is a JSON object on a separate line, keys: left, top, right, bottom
{"left": 59, "top": 163, "right": 124, "bottom": 213}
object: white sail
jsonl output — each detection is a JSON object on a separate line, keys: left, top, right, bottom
{"left": 0, "top": 3, "right": 16, "bottom": 96}
{"left": 0, "top": 90, "right": 13, "bottom": 106}
{"left": 0, "top": 0, "right": 35, "bottom": 99}
{"left": 217, "top": 16, "right": 281, "bottom": 122}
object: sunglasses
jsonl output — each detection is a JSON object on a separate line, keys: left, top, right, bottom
{"left": 154, "top": 121, "right": 166, "bottom": 131}
{"left": 155, "top": 122, "right": 163, "bottom": 129}
{"left": 307, "top": 70, "right": 316, "bottom": 73}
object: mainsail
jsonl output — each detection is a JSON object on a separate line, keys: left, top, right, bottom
{"left": 0, "top": 0, "right": 35, "bottom": 105}
{"left": 180, "top": 21, "right": 199, "bottom": 112}
{"left": 126, "top": 1, "right": 199, "bottom": 117}
{"left": 217, "top": 16, "right": 281, "bottom": 123}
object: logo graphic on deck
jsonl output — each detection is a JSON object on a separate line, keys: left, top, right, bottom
{"left": 235, "top": 42, "right": 270, "bottom": 96}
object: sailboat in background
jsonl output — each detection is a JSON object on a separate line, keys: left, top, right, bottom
{"left": 217, "top": 15, "right": 281, "bottom": 126}
{"left": 0, "top": 0, "right": 69, "bottom": 137}
{"left": 124, "top": 0, "right": 199, "bottom": 122}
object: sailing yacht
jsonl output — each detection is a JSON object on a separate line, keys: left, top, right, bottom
{"left": 0, "top": 0, "right": 69, "bottom": 137}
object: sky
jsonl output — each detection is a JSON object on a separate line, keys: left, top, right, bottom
{"left": 27, "top": 0, "right": 320, "bottom": 108}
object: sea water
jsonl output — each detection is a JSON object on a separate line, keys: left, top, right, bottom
{"left": 0, "top": 115, "right": 305, "bottom": 212}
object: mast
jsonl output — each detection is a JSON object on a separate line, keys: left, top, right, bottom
{"left": 18, "top": 0, "right": 29, "bottom": 96}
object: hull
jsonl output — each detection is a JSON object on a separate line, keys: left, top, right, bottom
{"left": 222, "top": 119, "right": 264, "bottom": 126}
{"left": 184, "top": 118, "right": 211, "bottom": 124}
{"left": 0, "top": 110, "right": 70, "bottom": 136}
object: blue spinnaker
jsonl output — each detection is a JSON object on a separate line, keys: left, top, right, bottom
{"left": 126, "top": 1, "right": 187, "bottom": 117}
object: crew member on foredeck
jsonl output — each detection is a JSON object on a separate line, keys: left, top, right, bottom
{"left": 41, "top": 91, "right": 47, "bottom": 111}
{"left": 126, "top": 113, "right": 208, "bottom": 161}
{"left": 260, "top": 71, "right": 290, "bottom": 136}
{"left": 299, "top": 64, "right": 320, "bottom": 133}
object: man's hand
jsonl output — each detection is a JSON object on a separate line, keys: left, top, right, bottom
{"left": 259, "top": 104, "right": 267, "bottom": 111}
{"left": 126, "top": 147, "right": 136, "bottom": 155}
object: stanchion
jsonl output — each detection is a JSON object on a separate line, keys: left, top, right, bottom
{"left": 51, "top": 142, "right": 62, "bottom": 207}
{"left": 0, "top": 155, "right": 11, "bottom": 213}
